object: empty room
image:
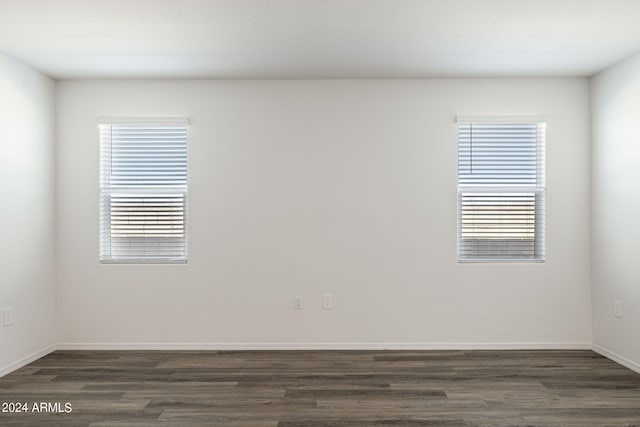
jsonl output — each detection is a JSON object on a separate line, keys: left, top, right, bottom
{"left": 1, "top": 0, "right": 640, "bottom": 425}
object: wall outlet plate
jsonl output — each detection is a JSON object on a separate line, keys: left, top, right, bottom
{"left": 2, "top": 307, "right": 13, "bottom": 327}
{"left": 322, "top": 294, "right": 333, "bottom": 309}
{"left": 614, "top": 300, "right": 623, "bottom": 318}
{"left": 294, "top": 296, "right": 302, "bottom": 310}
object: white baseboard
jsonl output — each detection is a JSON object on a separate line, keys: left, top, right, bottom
{"left": 0, "top": 345, "right": 56, "bottom": 378}
{"left": 55, "top": 342, "right": 592, "bottom": 351}
{"left": 592, "top": 344, "right": 640, "bottom": 374}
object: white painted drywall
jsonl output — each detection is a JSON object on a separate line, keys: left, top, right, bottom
{"left": 591, "top": 52, "right": 640, "bottom": 369}
{"left": 55, "top": 79, "right": 591, "bottom": 348}
{"left": 0, "top": 53, "right": 56, "bottom": 374}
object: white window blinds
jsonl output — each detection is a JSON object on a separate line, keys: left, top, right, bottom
{"left": 457, "top": 120, "right": 545, "bottom": 261}
{"left": 99, "top": 120, "right": 188, "bottom": 263}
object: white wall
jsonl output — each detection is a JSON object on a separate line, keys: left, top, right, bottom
{"left": 56, "top": 79, "right": 591, "bottom": 348}
{"left": 591, "top": 52, "right": 640, "bottom": 370}
{"left": 0, "top": 54, "right": 56, "bottom": 374}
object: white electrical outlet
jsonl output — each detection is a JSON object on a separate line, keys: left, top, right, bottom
{"left": 2, "top": 307, "right": 13, "bottom": 327}
{"left": 322, "top": 294, "right": 333, "bottom": 309}
{"left": 294, "top": 296, "right": 303, "bottom": 310}
{"left": 614, "top": 300, "right": 623, "bottom": 318}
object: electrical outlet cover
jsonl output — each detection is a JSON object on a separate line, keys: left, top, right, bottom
{"left": 323, "top": 294, "right": 333, "bottom": 309}
{"left": 614, "top": 300, "right": 623, "bottom": 318}
{"left": 2, "top": 307, "right": 13, "bottom": 326}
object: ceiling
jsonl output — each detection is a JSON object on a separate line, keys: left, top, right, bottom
{"left": 1, "top": 0, "right": 639, "bottom": 79}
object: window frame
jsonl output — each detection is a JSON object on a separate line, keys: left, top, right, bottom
{"left": 98, "top": 118, "right": 189, "bottom": 264}
{"left": 456, "top": 116, "right": 546, "bottom": 263}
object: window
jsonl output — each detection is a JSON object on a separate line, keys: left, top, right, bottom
{"left": 99, "top": 119, "right": 188, "bottom": 263}
{"left": 457, "top": 118, "right": 545, "bottom": 261}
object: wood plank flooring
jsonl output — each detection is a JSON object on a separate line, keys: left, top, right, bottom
{"left": 1, "top": 350, "right": 639, "bottom": 426}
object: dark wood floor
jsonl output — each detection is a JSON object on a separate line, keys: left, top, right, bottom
{"left": 1, "top": 350, "right": 639, "bottom": 426}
